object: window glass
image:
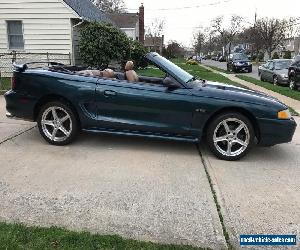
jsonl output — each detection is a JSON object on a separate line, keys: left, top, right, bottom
{"left": 7, "top": 21, "right": 24, "bottom": 50}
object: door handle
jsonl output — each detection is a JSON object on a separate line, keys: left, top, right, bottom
{"left": 103, "top": 90, "right": 117, "bottom": 97}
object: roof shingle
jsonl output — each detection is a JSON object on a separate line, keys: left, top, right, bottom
{"left": 107, "top": 13, "right": 139, "bottom": 29}
{"left": 63, "top": 0, "right": 113, "bottom": 23}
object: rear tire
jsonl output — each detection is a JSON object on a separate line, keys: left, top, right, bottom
{"left": 206, "top": 112, "right": 255, "bottom": 161}
{"left": 37, "top": 101, "right": 79, "bottom": 145}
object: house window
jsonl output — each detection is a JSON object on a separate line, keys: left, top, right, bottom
{"left": 7, "top": 21, "right": 24, "bottom": 50}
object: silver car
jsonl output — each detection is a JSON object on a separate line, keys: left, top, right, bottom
{"left": 259, "top": 59, "right": 293, "bottom": 85}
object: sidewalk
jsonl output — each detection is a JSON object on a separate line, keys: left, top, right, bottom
{"left": 202, "top": 64, "right": 300, "bottom": 113}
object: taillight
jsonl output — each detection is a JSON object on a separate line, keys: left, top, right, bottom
{"left": 11, "top": 76, "right": 16, "bottom": 90}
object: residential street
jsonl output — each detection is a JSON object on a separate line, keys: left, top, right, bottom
{"left": 0, "top": 94, "right": 300, "bottom": 249}
{"left": 202, "top": 59, "right": 260, "bottom": 80}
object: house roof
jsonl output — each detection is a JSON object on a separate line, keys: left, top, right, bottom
{"left": 107, "top": 13, "right": 139, "bottom": 28}
{"left": 144, "top": 36, "right": 164, "bottom": 47}
{"left": 63, "top": 0, "right": 113, "bottom": 23}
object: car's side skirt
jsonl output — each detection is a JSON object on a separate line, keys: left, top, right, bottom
{"left": 82, "top": 128, "right": 199, "bottom": 143}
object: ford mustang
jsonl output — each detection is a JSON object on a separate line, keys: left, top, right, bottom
{"left": 4, "top": 52, "right": 297, "bottom": 161}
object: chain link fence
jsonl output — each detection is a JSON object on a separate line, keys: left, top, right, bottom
{"left": 0, "top": 51, "right": 72, "bottom": 78}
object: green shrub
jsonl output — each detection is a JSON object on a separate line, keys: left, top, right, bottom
{"left": 129, "top": 39, "right": 147, "bottom": 68}
{"left": 272, "top": 52, "right": 279, "bottom": 59}
{"left": 186, "top": 59, "right": 198, "bottom": 65}
{"left": 283, "top": 51, "right": 292, "bottom": 59}
{"left": 79, "top": 22, "right": 130, "bottom": 68}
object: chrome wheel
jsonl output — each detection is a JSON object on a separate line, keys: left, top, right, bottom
{"left": 213, "top": 118, "right": 250, "bottom": 157}
{"left": 41, "top": 106, "right": 72, "bottom": 142}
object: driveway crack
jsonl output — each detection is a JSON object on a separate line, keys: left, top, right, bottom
{"left": 196, "top": 144, "right": 234, "bottom": 250}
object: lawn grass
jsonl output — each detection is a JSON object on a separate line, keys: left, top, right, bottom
{"left": 236, "top": 75, "right": 300, "bottom": 101}
{"left": 0, "top": 77, "right": 10, "bottom": 91}
{"left": 206, "top": 65, "right": 232, "bottom": 74}
{"left": 0, "top": 222, "right": 206, "bottom": 250}
{"left": 138, "top": 59, "right": 244, "bottom": 88}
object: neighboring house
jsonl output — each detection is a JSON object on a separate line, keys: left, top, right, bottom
{"left": 263, "top": 37, "right": 300, "bottom": 60}
{"left": 144, "top": 35, "right": 164, "bottom": 54}
{"left": 107, "top": 4, "right": 145, "bottom": 43}
{"left": 0, "top": 0, "right": 113, "bottom": 66}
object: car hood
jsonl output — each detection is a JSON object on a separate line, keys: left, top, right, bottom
{"left": 192, "top": 80, "right": 286, "bottom": 108}
{"left": 274, "top": 69, "right": 288, "bottom": 75}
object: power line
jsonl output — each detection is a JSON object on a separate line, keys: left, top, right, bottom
{"left": 126, "top": 0, "right": 233, "bottom": 12}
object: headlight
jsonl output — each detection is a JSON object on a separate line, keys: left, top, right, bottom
{"left": 278, "top": 109, "right": 291, "bottom": 119}
{"left": 280, "top": 73, "right": 288, "bottom": 78}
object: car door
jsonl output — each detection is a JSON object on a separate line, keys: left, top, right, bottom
{"left": 95, "top": 78, "right": 195, "bottom": 136}
{"left": 264, "top": 61, "right": 274, "bottom": 82}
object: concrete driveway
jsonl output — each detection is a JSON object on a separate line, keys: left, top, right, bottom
{"left": 203, "top": 59, "right": 260, "bottom": 80}
{"left": 0, "top": 97, "right": 226, "bottom": 249}
{"left": 1, "top": 94, "right": 300, "bottom": 249}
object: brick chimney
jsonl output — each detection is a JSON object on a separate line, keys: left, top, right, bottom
{"left": 139, "top": 3, "right": 145, "bottom": 44}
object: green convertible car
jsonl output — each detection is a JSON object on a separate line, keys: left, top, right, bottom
{"left": 5, "top": 53, "right": 297, "bottom": 161}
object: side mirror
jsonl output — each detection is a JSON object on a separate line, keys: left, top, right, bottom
{"left": 163, "top": 77, "right": 180, "bottom": 89}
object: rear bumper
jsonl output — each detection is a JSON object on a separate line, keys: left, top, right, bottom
{"left": 4, "top": 90, "right": 36, "bottom": 121}
{"left": 257, "top": 117, "right": 297, "bottom": 146}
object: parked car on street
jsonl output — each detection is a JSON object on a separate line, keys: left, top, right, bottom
{"left": 259, "top": 59, "right": 292, "bottom": 86}
{"left": 258, "top": 60, "right": 271, "bottom": 76}
{"left": 288, "top": 59, "right": 300, "bottom": 90}
{"left": 227, "top": 53, "right": 252, "bottom": 73}
{"left": 5, "top": 52, "right": 296, "bottom": 161}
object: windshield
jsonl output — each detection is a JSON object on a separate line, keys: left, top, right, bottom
{"left": 233, "top": 54, "right": 248, "bottom": 61}
{"left": 275, "top": 60, "right": 292, "bottom": 70}
{"left": 151, "top": 54, "right": 194, "bottom": 83}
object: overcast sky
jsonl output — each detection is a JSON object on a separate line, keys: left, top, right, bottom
{"left": 124, "top": 0, "right": 300, "bottom": 47}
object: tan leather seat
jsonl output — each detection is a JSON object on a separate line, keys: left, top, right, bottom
{"left": 125, "top": 61, "right": 139, "bottom": 82}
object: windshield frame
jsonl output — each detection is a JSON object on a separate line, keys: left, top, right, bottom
{"left": 145, "top": 53, "right": 194, "bottom": 87}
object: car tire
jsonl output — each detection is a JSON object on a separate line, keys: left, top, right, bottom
{"left": 273, "top": 75, "right": 279, "bottom": 86}
{"left": 206, "top": 112, "right": 255, "bottom": 161}
{"left": 37, "top": 101, "right": 79, "bottom": 146}
{"left": 289, "top": 75, "right": 297, "bottom": 90}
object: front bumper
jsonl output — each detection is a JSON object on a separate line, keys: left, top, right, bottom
{"left": 278, "top": 77, "right": 289, "bottom": 85}
{"left": 234, "top": 65, "right": 252, "bottom": 71}
{"left": 257, "top": 117, "right": 297, "bottom": 146}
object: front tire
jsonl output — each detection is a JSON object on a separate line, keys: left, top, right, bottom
{"left": 273, "top": 75, "right": 279, "bottom": 86}
{"left": 37, "top": 101, "right": 79, "bottom": 145}
{"left": 289, "top": 75, "right": 297, "bottom": 90}
{"left": 206, "top": 112, "right": 255, "bottom": 161}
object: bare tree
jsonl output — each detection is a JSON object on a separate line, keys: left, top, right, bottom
{"left": 91, "top": 0, "right": 125, "bottom": 13}
{"left": 193, "top": 30, "right": 206, "bottom": 55}
{"left": 211, "top": 16, "right": 229, "bottom": 54}
{"left": 211, "top": 15, "right": 244, "bottom": 56}
{"left": 227, "top": 15, "right": 244, "bottom": 55}
{"left": 255, "top": 17, "right": 287, "bottom": 59}
{"left": 286, "top": 17, "right": 300, "bottom": 38}
{"left": 146, "top": 19, "right": 165, "bottom": 53}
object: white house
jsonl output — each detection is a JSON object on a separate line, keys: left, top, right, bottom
{"left": 0, "top": 0, "right": 113, "bottom": 66}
